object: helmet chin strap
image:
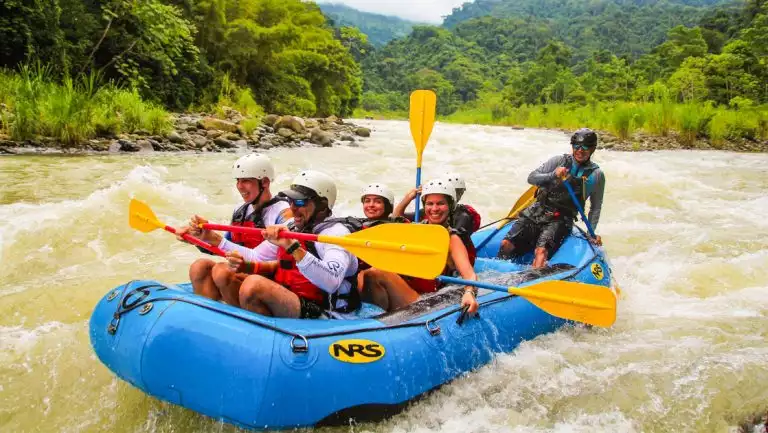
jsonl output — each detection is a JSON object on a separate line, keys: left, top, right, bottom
{"left": 249, "top": 179, "right": 266, "bottom": 207}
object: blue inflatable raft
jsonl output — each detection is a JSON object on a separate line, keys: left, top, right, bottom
{"left": 90, "top": 225, "right": 613, "bottom": 430}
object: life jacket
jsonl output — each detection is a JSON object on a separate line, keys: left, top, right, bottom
{"left": 455, "top": 204, "right": 482, "bottom": 233}
{"left": 272, "top": 217, "right": 362, "bottom": 313}
{"left": 230, "top": 197, "right": 288, "bottom": 248}
{"left": 535, "top": 154, "right": 599, "bottom": 220}
{"left": 407, "top": 226, "right": 477, "bottom": 294}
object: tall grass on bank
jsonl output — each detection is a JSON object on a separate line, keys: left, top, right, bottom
{"left": 442, "top": 99, "right": 768, "bottom": 143}
{"left": 199, "top": 72, "right": 265, "bottom": 122}
{"left": 0, "top": 66, "right": 171, "bottom": 146}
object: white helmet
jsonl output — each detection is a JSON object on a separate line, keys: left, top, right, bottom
{"left": 360, "top": 183, "right": 394, "bottom": 206}
{"left": 443, "top": 173, "right": 466, "bottom": 190}
{"left": 232, "top": 154, "right": 275, "bottom": 180}
{"left": 420, "top": 178, "right": 456, "bottom": 205}
{"left": 283, "top": 170, "right": 337, "bottom": 208}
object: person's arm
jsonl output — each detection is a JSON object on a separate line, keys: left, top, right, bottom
{"left": 221, "top": 236, "right": 278, "bottom": 263}
{"left": 527, "top": 155, "right": 566, "bottom": 187}
{"left": 393, "top": 187, "right": 420, "bottom": 217}
{"left": 295, "top": 226, "right": 357, "bottom": 293}
{"left": 449, "top": 235, "right": 479, "bottom": 314}
{"left": 226, "top": 252, "right": 279, "bottom": 275}
{"left": 587, "top": 169, "right": 606, "bottom": 230}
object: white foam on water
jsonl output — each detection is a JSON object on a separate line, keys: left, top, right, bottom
{"left": 2, "top": 121, "right": 768, "bottom": 432}
{"left": 0, "top": 321, "right": 65, "bottom": 356}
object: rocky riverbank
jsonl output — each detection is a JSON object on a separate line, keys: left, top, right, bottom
{"left": 526, "top": 127, "right": 767, "bottom": 152}
{"left": 0, "top": 109, "right": 372, "bottom": 155}
{"left": 596, "top": 130, "right": 767, "bottom": 152}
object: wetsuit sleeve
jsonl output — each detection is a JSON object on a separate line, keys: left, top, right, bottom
{"left": 587, "top": 168, "right": 605, "bottom": 230}
{"left": 218, "top": 237, "right": 278, "bottom": 262}
{"left": 296, "top": 225, "right": 357, "bottom": 294}
{"left": 527, "top": 155, "right": 566, "bottom": 186}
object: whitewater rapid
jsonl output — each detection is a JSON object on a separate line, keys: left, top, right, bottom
{"left": 1, "top": 120, "right": 767, "bottom": 432}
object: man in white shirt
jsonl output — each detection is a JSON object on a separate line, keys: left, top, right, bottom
{"left": 177, "top": 154, "right": 291, "bottom": 304}
{"left": 223, "top": 170, "right": 360, "bottom": 318}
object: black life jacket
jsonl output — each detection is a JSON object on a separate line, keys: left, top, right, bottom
{"left": 535, "top": 154, "right": 598, "bottom": 220}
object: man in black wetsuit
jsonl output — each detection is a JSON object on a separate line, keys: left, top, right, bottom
{"left": 498, "top": 128, "right": 605, "bottom": 268}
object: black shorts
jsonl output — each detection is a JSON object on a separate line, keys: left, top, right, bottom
{"left": 299, "top": 298, "right": 325, "bottom": 319}
{"left": 502, "top": 211, "right": 570, "bottom": 256}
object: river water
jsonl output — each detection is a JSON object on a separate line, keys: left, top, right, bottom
{"left": 1, "top": 120, "right": 767, "bottom": 433}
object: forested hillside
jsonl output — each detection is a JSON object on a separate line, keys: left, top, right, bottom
{"left": 443, "top": 0, "right": 732, "bottom": 59}
{"left": 319, "top": 3, "right": 420, "bottom": 47}
{"left": 361, "top": 0, "right": 766, "bottom": 116}
{"left": 0, "top": 0, "right": 362, "bottom": 116}
{"left": 1, "top": 0, "right": 765, "bottom": 149}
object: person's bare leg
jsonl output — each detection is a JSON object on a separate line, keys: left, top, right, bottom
{"left": 498, "top": 239, "right": 515, "bottom": 258}
{"left": 211, "top": 262, "right": 246, "bottom": 306}
{"left": 189, "top": 259, "right": 219, "bottom": 300}
{"left": 239, "top": 275, "right": 302, "bottom": 317}
{"left": 360, "top": 269, "right": 390, "bottom": 310}
{"left": 364, "top": 269, "right": 420, "bottom": 311}
{"left": 532, "top": 247, "right": 548, "bottom": 268}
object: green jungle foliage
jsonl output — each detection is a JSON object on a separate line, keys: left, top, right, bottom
{"left": 362, "top": 0, "right": 767, "bottom": 123}
{"left": 443, "top": 0, "right": 729, "bottom": 59}
{"left": 319, "top": 3, "right": 422, "bottom": 47}
{"left": 1, "top": 0, "right": 766, "bottom": 146}
{"left": 0, "top": 0, "right": 362, "bottom": 116}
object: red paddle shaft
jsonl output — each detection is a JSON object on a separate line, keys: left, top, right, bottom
{"left": 202, "top": 223, "right": 320, "bottom": 243}
{"left": 165, "top": 225, "right": 226, "bottom": 257}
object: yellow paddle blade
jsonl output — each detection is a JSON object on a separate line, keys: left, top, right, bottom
{"left": 510, "top": 280, "right": 617, "bottom": 327}
{"left": 129, "top": 198, "right": 165, "bottom": 233}
{"left": 497, "top": 186, "right": 538, "bottom": 229}
{"left": 409, "top": 90, "right": 437, "bottom": 164}
{"left": 316, "top": 223, "right": 449, "bottom": 279}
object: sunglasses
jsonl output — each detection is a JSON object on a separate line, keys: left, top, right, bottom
{"left": 288, "top": 198, "right": 310, "bottom": 208}
{"left": 572, "top": 143, "right": 595, "bottom": 151}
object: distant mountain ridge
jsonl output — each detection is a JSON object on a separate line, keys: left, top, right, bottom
{"left": 440, "top": 0, "right": 738, "bottom": 58}
{"left": 443, "top": 0, "right": 733, "bottom": 27}
{"left": 318, "top": 3, "right": 423, "bottom": 47}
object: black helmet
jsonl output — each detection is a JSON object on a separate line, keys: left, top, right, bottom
{"left": 571, "top": 128, "right": 598, "bottom": 148}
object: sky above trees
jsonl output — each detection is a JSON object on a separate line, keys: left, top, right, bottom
{"left": 315, "top": 0, "right": 466, "bottom": 23}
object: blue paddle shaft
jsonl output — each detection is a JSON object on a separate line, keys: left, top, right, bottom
{"left": 437, "top": 276, "right": 508, "bottom": 293}
{"left": 414, "top": 167, "right": 422, "bottom": 222}
{"left": 562, "top": 180, "right": 596, "bottom": 238}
